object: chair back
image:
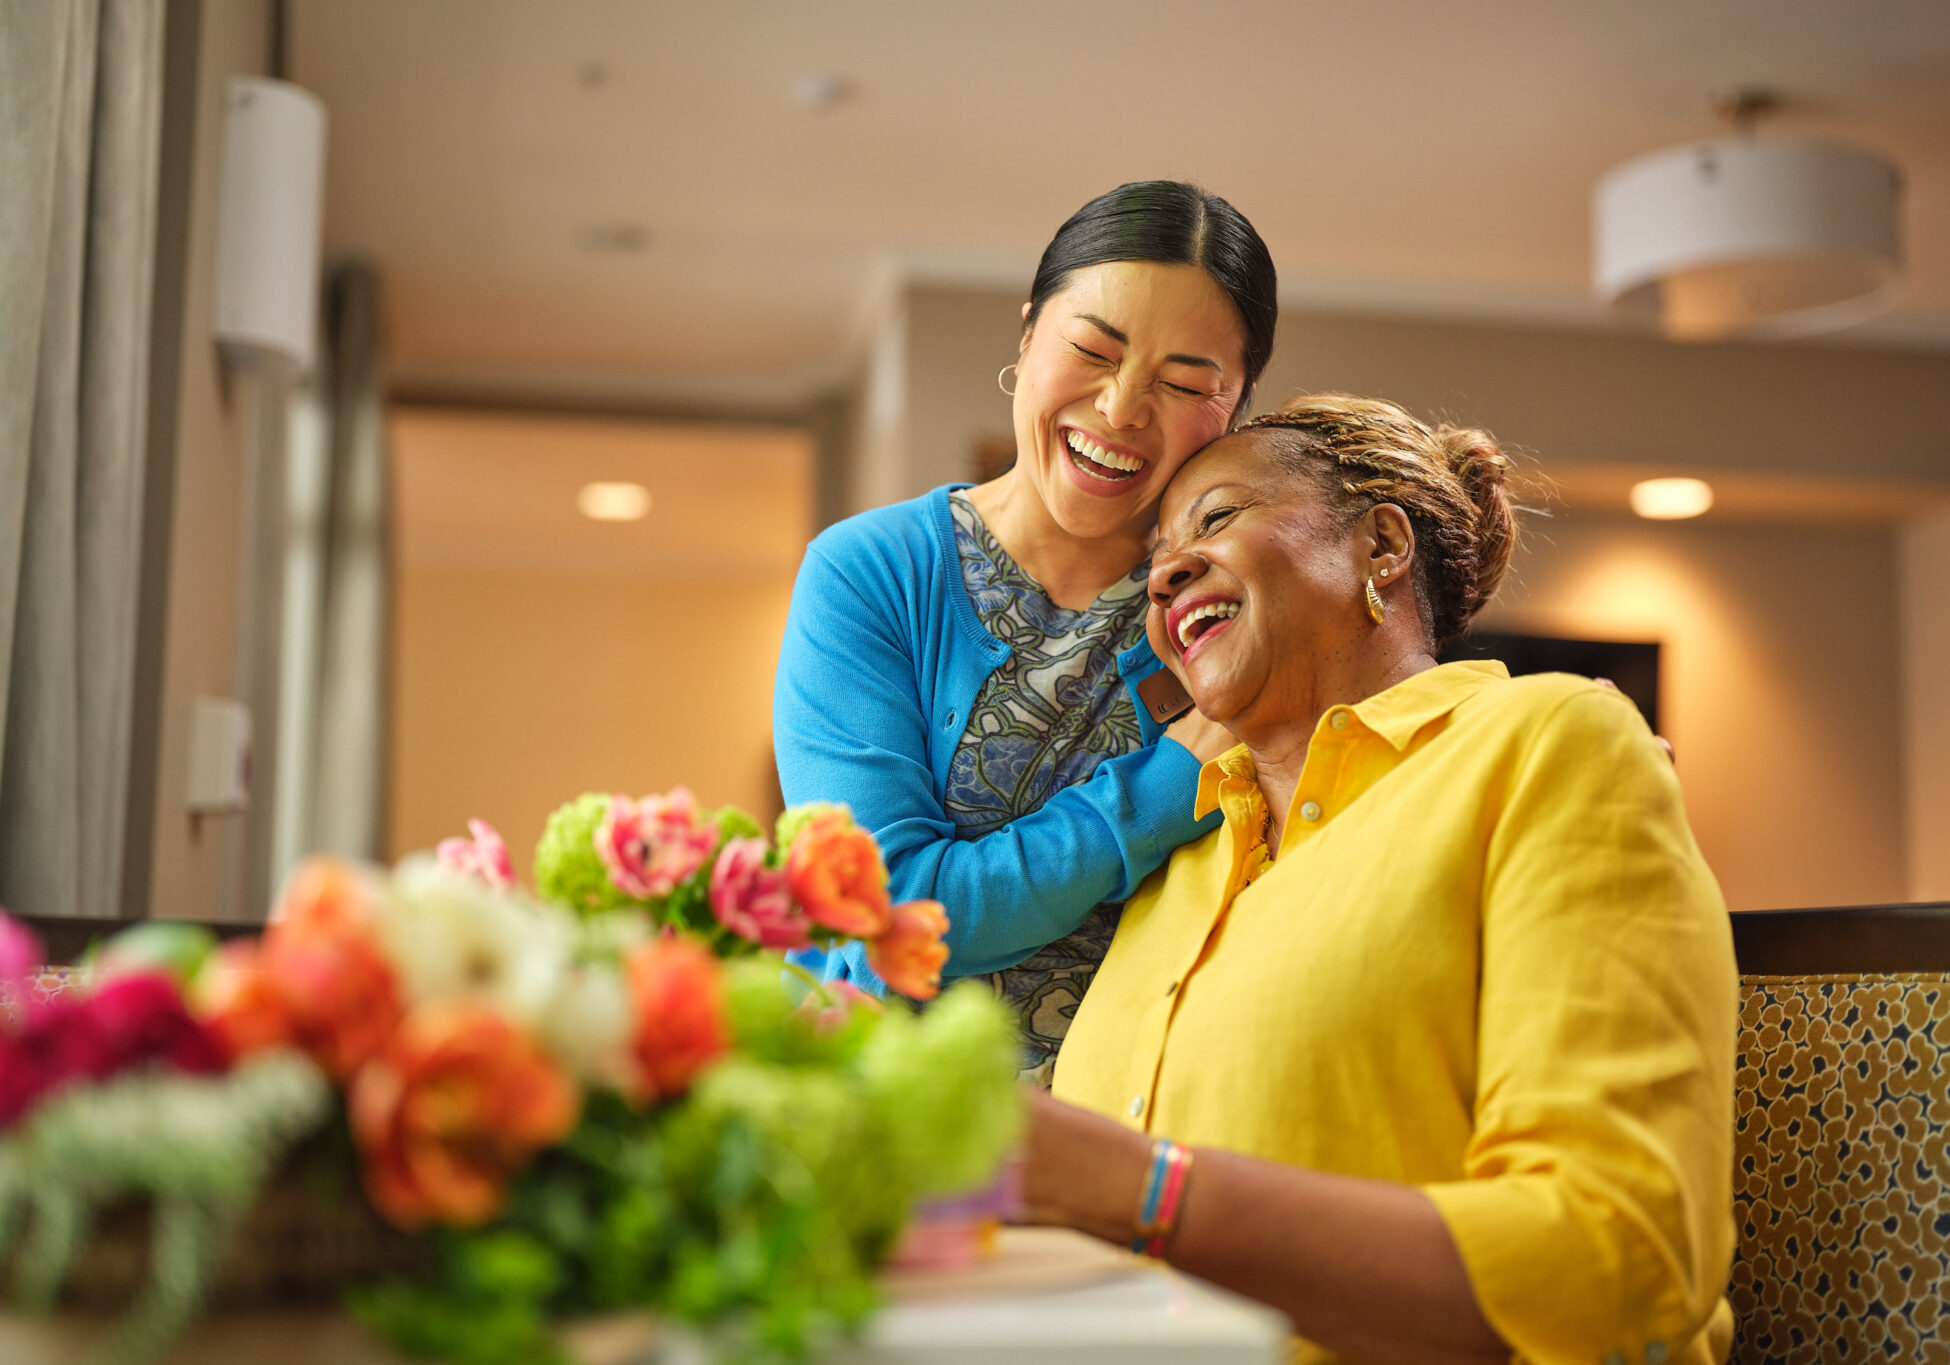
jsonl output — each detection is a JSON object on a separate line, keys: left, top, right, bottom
{"left": 1729, "top": 904, "right": 1950, "bottom": 1364}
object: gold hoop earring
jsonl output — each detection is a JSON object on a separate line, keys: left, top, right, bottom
{"left": 1365, "top": 575, "right": 1387, "bottom": 625}
{"left": 997, "top": 364, "right": 1018, "bottom": 397}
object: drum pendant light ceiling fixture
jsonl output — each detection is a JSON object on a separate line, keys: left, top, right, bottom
{"left": 1592, "top": 90, "right": 1902, "bottom": 342}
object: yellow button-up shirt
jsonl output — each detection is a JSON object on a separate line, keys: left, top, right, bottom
{"left": 1053, "top": 661, "right": 1737, "bottom": 1365}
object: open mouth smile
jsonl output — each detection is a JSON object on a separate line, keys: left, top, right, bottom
{"left": 1167, "top": 595, "right": 1241, "bottom": 661}
{"left": 1063, "top": 427, "right": 1147, "bottom": 483}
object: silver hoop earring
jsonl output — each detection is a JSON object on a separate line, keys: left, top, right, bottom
{"left": 997, "top": 364, "right": 1018, "bottom": 397}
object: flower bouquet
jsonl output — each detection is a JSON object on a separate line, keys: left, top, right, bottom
{"left": 0, "top": 792, "right": 1021, "bottom": 1365}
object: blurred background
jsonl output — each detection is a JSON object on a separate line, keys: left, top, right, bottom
{"left": 4, "top": 0, "right": 1948, "bottom": 927}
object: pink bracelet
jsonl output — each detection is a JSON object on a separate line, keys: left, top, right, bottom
{"left": 1137, "top": 1141, "right": 1194, "bottom": 1259}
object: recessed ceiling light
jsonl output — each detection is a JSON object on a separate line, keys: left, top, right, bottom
{"left": 576, "top": 222, "right": 650, "bottom": 254}
{"left": 1629, "top": 477, "right": 1715, "bottom": 520}
{"left": 578, "top": 481, "right": 651, "bottom": 522}
{"left": 792, "top": 73, "right": 854, "bottom": 113}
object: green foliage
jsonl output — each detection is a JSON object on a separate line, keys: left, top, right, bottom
{"left": 773, "top": 802, "right": 850, "bottom": 855}
{"left": 532, "top": 794, "right": 627, "bottom": 916}
{"left": 357, "top": 982, "right": 1020, "bottom": 1363}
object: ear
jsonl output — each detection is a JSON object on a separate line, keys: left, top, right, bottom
{"left": 1364, "top": 504, "right": 1415, "bottom": 591}
{"left": 1019, "top": 301, "right": 1033, "bottom": 356}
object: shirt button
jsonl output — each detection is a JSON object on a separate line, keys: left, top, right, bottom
{"left": 1128, "top": 1095, "right": 1145, "bottom": 1118}
{"left": 1299, "top": 801, "right": 1322, "bottom": 822}
{"left": 1604, "top": 1355, "right": 1626, "bottom": 1365}
{"left": 1645, "top": 1345, "right": 1667, "bottom": 1365}
{"left": 1329, "top": 710, "right": 1349, "bottom": 730}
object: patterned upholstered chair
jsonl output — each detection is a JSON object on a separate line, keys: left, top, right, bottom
{"left": 1728, "top": 904, "right": 1950, "bottom": 1365}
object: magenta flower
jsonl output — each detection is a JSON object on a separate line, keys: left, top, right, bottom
{"left": 436, "top": 818, "right": 516, "bottom": 890}
{"left": 596, "top": 789, "right": 718, "bottom": 901}
{"left": 708, "top": 837, "right": 810, "bottom": 949}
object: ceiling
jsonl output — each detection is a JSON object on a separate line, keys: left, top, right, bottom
{"left": 291, "top": 0, "right": 1950, "bottom": 402}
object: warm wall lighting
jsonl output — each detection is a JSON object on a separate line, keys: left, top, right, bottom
{"left": 1630, "top": 478, "right": 1715, "bottom": 520}
{"left": 577, "top": 481, "right": 652, "bottom": 522}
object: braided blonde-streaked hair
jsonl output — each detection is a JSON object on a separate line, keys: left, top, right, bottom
{"left": 1240, "top": 393, "right": 1519, "bottom": 645}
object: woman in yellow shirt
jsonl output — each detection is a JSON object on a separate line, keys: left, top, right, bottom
{"left": 1027, "top": 394, "right": 1738, "bottom": 1365}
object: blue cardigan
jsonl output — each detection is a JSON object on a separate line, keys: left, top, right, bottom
{"left": 772, "top": 486, "right": 1218, "bottom": 992}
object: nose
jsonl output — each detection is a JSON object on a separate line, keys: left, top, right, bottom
{"left": 1148, "top": 548, "right": 1206, "bottom": 607}
{"left": 1097, "top": 371, "right": 1151, "bottom": 430}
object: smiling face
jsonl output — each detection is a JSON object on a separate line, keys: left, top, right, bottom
{"left": 1146, "top": 431, "right": 1376, "bottom": 729}
{"left": 1011, "top": 261, "right": 1248, "bottom": 543}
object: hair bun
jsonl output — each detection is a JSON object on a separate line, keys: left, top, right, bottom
{"left": 1434, "top": 424, "right": 1517, "bottom": 616}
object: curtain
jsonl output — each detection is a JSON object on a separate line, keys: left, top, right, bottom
{"left": 269, "top": 259, "right": 391, "bottom": 884}
{"left": 0, "top": 1, "right": 164, "bottom": 919}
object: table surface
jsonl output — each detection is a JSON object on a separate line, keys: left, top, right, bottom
{"left": 0, "top": 1228, "right": 1291, "bottom": 1365}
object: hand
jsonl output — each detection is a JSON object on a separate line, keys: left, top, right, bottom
{"left": 1165, "top": 709, "right": 1235, "bottom": 764}
{"left": 1016, "top": 1088, "right": 1151, "bottom": 1244}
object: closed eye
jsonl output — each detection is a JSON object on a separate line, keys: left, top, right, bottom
{"left": 1164, "top": 381, "right": 1213, "bottom": 398}
{"left": 1196, "top": 506, "right": 1240, "bottom": 536}
{"left": 1069, "top": 342, "right": 1113, "bottom": 364}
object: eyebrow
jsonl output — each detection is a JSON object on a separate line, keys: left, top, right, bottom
{"left": 1074, "top": 313, "right": 1224, "bottom": 373}
{"left": 1171, "top": 482, "right": 1253, "bottom": 537}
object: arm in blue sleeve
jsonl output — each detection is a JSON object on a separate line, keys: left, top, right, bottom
{"left": 773, "top": 544, "right": 1215, "bottom": 981}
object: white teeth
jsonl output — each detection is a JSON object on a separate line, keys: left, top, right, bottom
{"left": 1065, "top": 429, "right": 1144, "bottom": 474}
{"left": 1175, "top": 600, "right": 1240, "bottom": 650}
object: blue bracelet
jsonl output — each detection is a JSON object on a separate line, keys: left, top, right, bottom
{"left": 1129, "top": 1138, "right": 1174, "bottom": 1253}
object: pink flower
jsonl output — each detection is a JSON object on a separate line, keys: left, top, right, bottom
{"left": 436, "top": 819, "right": 515, "bottom": 890}
{"left": 868, "top": 900, "right": 951, "bottom": 1001}
{"left": 0, "top": 910, "right": 44, "bottom": 1029}
{"left": 0, "top": 973, "right": 225, "bottom": 1128}
{"left": 86, "top": 973, "right": 228, "bottom": 1077}
{"left": 708, "top": 838, "right": 810, "bottom": 949}
{"left": 802, "top": 981, "right": 883, "bottom": 1036}
{"left": 595, "top": 789, "right": 718, "bottom": 900}
{"left": 0, "top": 910, "right": 39, "bottom": 993}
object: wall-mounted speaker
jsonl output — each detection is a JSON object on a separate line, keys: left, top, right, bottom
{"left": 213, "top": 76, "right": 327, "bottom": 373}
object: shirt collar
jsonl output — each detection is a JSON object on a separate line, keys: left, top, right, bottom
{"left": 1348, "top": 658, "right": 1509, "bottom": 750}
{"left": 1192, "top": 660, "right": 1511, "bottom": 817}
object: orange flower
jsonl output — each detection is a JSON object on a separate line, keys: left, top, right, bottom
{"left": 190, "top": 939, "right": 295, "bottom": 1063}
{"left": 349, "top": 1001, "right": 578, "bottom": 1229}
{"left": 785, "top": 811, "right": 892, "bottom": 938}
{"left": 261, "top": 858, "right": 403, "bottom": 1079}
{"left": 867, "top": 900, "right": 951, "bottom": 1001}
{"left": 624, "top": 934, "right": 729, "bottom": 1102}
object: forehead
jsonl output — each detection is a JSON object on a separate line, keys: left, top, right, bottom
{"left": 1049, "top": 261, "right": 1246, "bottom": 362}
{"left": 1162, "top": 431, "right": 1289, "bottom": 514}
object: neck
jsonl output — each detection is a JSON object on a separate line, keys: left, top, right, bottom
{"left": 1238, "top": 640, "right": 1441, "bottom": 855}
{"left": 967, "top": 469, "right": 1154, "bottom": 610}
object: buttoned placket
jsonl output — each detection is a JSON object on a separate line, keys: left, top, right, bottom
{"left": 1118, "top": 766, "right": 1267, "bottom": 1130}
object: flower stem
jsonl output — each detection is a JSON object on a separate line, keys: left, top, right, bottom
{"left": 779, "top": 957, "right": 834, "bottom": 1009}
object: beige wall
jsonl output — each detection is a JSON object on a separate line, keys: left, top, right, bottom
{"left": 389, "top": 569, "right": 792, "bottom": 877}
{"left": 386, "top": 407, "right": 812, "bottom": 879}
{"left": 1476, "top": 513, "right": 1907, "bottom": 912}
{"left": 141, "top": 0, "right": 274, "bottom": 921}
{"left": 1901, "top": 506, "right": 1950, "bottom": 901}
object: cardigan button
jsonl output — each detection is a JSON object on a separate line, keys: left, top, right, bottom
{"left": 1299, "top": 801, "right": 1322, "bottom": 822}
{"left": 1128, "top": 1095, "right": 1145, "bottom": 1118}
{"left": 1645, "top": 1345, "right": 1667, "bottom": 1365}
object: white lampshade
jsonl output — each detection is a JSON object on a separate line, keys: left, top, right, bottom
{"left": 1593, "top": 138, "right": 1901, "bottom": 341}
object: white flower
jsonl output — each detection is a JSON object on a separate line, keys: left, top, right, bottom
{"left": 539, "top": 960, "right": 635, "bottom": 1090}
{"left": 378, "top": 856, "right": 572, "bottom": 1027}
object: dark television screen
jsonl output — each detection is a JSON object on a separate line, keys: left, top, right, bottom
{"left": 1438, "top": 631, "right": 1660, "bottom": 734}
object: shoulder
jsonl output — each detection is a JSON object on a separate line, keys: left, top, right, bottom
{"left": 1461, "top": 670, "right": 1653, "bottom": 749}
{"left": 805, "top": 487, "right": 958, "bottom": 580}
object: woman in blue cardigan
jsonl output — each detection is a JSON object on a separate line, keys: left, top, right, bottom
{"left": 774, "top": 182, "right": 1277, "bottom": 1081}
